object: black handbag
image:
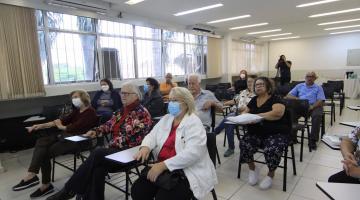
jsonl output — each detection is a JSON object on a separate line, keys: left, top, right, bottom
{"left": 140, "top": 166, "right": 185, "bottom": 190}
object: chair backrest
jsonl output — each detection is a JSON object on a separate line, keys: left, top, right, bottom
{"left": 210, "top": 106, "right": 216, "bottom": 132}
{"left": 206, "top": 132, "right": 217, "bottom": 167}
{"left": 327, "top": 80, "right": 343, "bottom": 93}
{"left": 214, "top": 89, "right": 233, "bottom": 101}
{"left": 205, "top": 84, "right": 218, "bottom": 93}
{"left": 42, "top": 104, "right": 68, "bottom": 121}
{"left": 322, "top": 83, "right": 335, "bottom": 99}
{"left": 284, "top": 99, "right": 310, "bottom": 123}
{"left": 217, "top": 82, "right": 231, "bottom": 89}
{"left": 275, "top": 84, "right": 292, "bottom": 97}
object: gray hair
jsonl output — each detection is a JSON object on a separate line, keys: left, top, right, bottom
{"left": 169, "top": 87, "right": 195, "bottom": 115}
{"left": 186, "top": 73, "right": 202, "bottom": 84}
{"left": 121, "top": 81, "right": 143, "bottom": 101}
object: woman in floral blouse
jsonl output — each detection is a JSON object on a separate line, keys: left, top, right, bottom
{"left": 328, "top": 126, "right": 360, "bottom": 184}
{"left": 47, "top": 82, "right": 153, "bottom": 200}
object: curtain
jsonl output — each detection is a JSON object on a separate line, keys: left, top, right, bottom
{"left": 232, "top": 40, "right": 265, "bottom": 75}
{"left": 207, "top": 37, "right": 222, "bottom": 78}
{"left": 0, "top": 4, "right": 45, "bottom": 100}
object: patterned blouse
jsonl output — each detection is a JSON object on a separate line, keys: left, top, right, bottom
{"left": 231, "top": 89, "right": 255, "bottom": 112}
{"left": 348, "top": 126, "right": 360, "bottom": 166}
{"left": 94, "top": 100, "right": 152, "bottom": 149}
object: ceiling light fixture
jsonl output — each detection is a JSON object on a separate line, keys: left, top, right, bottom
{"left": 229, "top": 22, "right": 268, "bottom": 30}
{"left": 207, "top": 15, "right": 251, "bottom": 24}
{"left": 296, "top": 0, "right": 340, "bottom": 8}
{"left": 261, "top": 33, "right": 292, "bottom": 38}
{"left": 248, "top": 29, "right": 282, "bottom": 35}
{"left": 309, "top": 8, "right": 360, "bottom": 18}
{"left": 125, "top": 0, "right": 145, "bottom": 5}
{"left": 318, "top": 18, "right": 360, "bottom": 25}
{"left": 174, "top": 3, "right": 223, "bottom": 16}
{"left": 330, "top": 29, "right": 360, "bottom": 34}
{"left": 271, "top": 36, "right": 300, "bottom": 41}
{"left": 324, "top": 24, "right": 360, "bottom": 30}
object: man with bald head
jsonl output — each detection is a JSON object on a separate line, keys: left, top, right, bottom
{"left": 286, "top": 72, "right": 325, "bottom": 150}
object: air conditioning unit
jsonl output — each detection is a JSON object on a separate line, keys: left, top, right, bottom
{"left": 45, "top": 0, "right": 111, "bottom": 13}
{"left": 186, "top": 24, "right": 223, "bottom": 38}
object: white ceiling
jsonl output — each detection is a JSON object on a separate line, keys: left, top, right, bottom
{"left": 103, "top": 0, "right": 360, "bottom": 41}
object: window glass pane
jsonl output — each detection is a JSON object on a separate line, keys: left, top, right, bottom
{"left": 164, "top": 42, "right": 185, "bottom": 75}
{"left": 35, "top": 10, "right": 43, "bottom": 27}
{"left": 49, "top": 32, "right": 96, "bottom": 83}
{"left": 100, "top": 37, "right": 135, "bottom": 79}
{"left": 163, "top": 30, "right": 184, "bottom": 42}
{"left": 135, "top": 26, "right": 161, "bottom": 40}
{"left": 185, "top": 34, "right": 202, "bottom": 44}
{"left": 203, "top": 36, "right": 208, "bottom": 45}
{"left": 185, "top": 44, "right": 203, "bottom": 74}
{"left": 47, "top": 12, "right": 95, "bottom": 32}
{"left": 98, "top": 20, "right": 133, "bottom": 36}
{"left": 38, "top": 31, "right": 48, "bottom": 84}
{"left": 136, "top": 40, "right": 162, "bottom": 78}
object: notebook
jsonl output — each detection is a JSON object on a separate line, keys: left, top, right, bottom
{"left": 226, "top": 113, "right": 263, "bottom": 125}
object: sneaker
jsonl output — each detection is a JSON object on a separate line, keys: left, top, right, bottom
{"left": 259, "top": 176, "right": 273, "bottom": 190}
{"left": 248, "top": 167, "right": 260, "bottom": 186}
{"left": 30, "top": 184, "right": 54, "bottom": 199}
{"left": 223, "top": 148, "right": 234, "bottom": 157}
{"left": 12, "top": 176, "right": 40, "bottom": 191}
{"left": 46, "top": 188, "right": 75, "bottom": 200}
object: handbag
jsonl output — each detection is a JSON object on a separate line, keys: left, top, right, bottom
{"left": 140, "top": 166, "right": 185, "bottom": 190}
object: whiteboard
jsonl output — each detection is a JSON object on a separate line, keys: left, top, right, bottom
{"left": 347, "top": 49, "right": 360, "bottom": 66}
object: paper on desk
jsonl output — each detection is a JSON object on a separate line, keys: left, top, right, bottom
{"left": 24, "top": 116, "right": 46, "bottom": 122}
{"left": 65, "top": 135, "right": 90, "bottom": 142}
{"left": 226, "top": 113, "right": 263, "bottom": 125}
{"left": 322, "top": 135, "right": 342, "bottom": 146}
{"left": 105, "top": 146, "right": 140, "bottom": 164}
{"left": 347, "top": 106, "right": 360, "bottom": 110}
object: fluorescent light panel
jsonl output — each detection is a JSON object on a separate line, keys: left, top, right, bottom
{"left": 296, "top": 0, "right": 340, "bottom": 8}
{"left": 324, "top": 24, "right": 360, "bottom": 30}
{"left": 318, "top": 18, "right": 360, "bottom": 26}
{"left": 174, "top": 3, "right": 223, "bottom": 16}
{"left": 309, "top": 8, "right": 360, "bottom": 18}
{"left": 207, "top": 15, "right": 251, "bottom": 24}
{"left": 125, "top": 0, "right": 145, "bottom": 5}
{"left": 248, "top": 29, "right": 282, "bottom": 35}
{"left": 229, "top": 23, "right": 268, "bottom": 30}
{"left": 261, "top": 33, "right": 292, "bottom": 38}
{"left": 330, "top": 29, "right": 360, "bottom": 34}
{"left": 271, "top": 36, "right": 300, "bottom": 41}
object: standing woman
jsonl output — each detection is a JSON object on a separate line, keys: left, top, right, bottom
{"left": 91, "top": 79, "right": 122, "bottom": 123}
{"left": 275, "top": 55, "right": 292, "bottom": 85}
{"left": 142, "top": 77, "right": 165, "bottom": 118}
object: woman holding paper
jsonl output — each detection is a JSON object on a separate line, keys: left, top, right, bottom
{"left": 239, "top": 77, "right": 290, "bottom": 190}
{"left": 131, "top": 87, "right": 217, "bottom": 200}
{"left": 46, "top": 82, "right": 152, "bottom": 200}
{"left": 12, "top": 90, "right": 98, "bottom": 198}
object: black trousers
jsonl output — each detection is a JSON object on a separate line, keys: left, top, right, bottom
{"left": 328, "top": 170, "right": 360, "bottom": 184}
{"left": 28, "top": 134, "right": 79, "bottom": 184}
{"left": 64, "top": 147, "right": 122, "bottom": 200}
{"left": 309, "top": 107, "right": 323, "bottom": 143}
{"left": 131, "top": 175, "right": 193, "bottom": 200}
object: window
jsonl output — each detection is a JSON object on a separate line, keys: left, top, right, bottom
{"left": 37, "top": 31, "right": 48, "bottom": 84}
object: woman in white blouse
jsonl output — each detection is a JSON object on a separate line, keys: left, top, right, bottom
{"left": 131, "top": 87, "right": 217, "bottom": 200}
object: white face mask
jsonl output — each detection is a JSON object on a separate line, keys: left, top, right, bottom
{"left": 72, "top": 98, "right": 83, "bottom": 108}
{"left": 101, "top": 85, "right": 109, "bottom": 92}
{"left": 240, "top": 74, "right": 246, "bottom": 79}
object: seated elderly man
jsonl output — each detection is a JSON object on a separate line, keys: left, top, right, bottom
{"left": 286, "top": 71, "right": 325, "bottom": 150}
{"left": 328, "top": 126, "right": 360, "bottom": 184}
{"left": 187, "top": 74, "right": 222, "bottom": 128}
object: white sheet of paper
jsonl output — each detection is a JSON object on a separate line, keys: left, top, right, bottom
{"left": 105, "top": 146, "right": 140, "bottom": 164}
{"left": 226, "top": 113, "right": 263, "bottom": 125}
{"left": 347, "top": 106, "right": 360, "bottom": 110}
{"left": 24, "top": 116, "right": 46, "bottom": 122}
{"left": 65, "top": 136, "right": 89, "bottom": 142}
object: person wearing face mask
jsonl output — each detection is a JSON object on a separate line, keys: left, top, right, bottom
{"left": 131, "top": 87, "right": 217, "bottom": 200}
{"left": 232, "top": 69, "right": 248, "bottom": 94}
{"left": 160, "top": 73, "right": 178, "bottom": 101}
{"left": 91, "top": 78, "right": 122, "bottom": 123}
{"left": 12, "top": 90, "right": 98, "bottom": 199}
{"left": 142, "top": 77, "right": 165, "bottom": 118}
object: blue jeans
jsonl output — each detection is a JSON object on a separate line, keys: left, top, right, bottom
{"left": 214, "top": 113, "right": 236, "bottom": 150}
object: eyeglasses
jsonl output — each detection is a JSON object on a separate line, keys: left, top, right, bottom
{"left": 305, "top": 75, "right": 316, "bottom": 78}
{"left": 120, "top": 92, "right": 136, "bottom": 96}
{"left": 255, "top": 83, "right": 265, "bottom": 87}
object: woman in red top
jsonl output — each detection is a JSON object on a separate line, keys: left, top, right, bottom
{"left": 12, "top": 90, "right": 98, "bottom": 198}
{"left": 47, "top": 82, "right": 152, "bottom": 200}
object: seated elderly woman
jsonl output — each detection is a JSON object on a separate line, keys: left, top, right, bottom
{"left": 12, "top": 90, "right": 98, "bottom": 198}
{"left": 239, "top": 77, "right": 290, "bottom": 190}
{"left": 214, "top": 74, "right": 256, "bottom": 157}
{"left": 46, "top": 82, "right": 153, "bottom": 200}
{"left": 131, "top": 87, "right": 217, "bottom": 200}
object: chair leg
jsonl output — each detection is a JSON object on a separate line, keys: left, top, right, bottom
{"left": 237, "top": 154, "right": 241, "bottom": 179}
{"left": 215, "top": 147, "right": 221, "bottom": 165}
{"left": 306, "top": 125, "right": 312, "bottom": 153}
{"left": 321, "top": 114, "right": 325, "bottom": 138}
{"left": 125, "top": 171, "right": 129, "bottom": 200}
{"left": 283, "top": 147, "right": 288, "bottom": 192}
{"left": 291, "top": 145, "right": 297, "bottom": 175}
{"left": 300, "top": 129, "right": 304, "bottom": 162}
{"left": 73, "top": 154, "right": 77, "bottom": 172}
{"left": 211, "top": 189, "right": 218, "bottom": 200}
{"left": 51, "top": 158, "right": 55, "bottom": 182}
{"left": 223, "top": 132, "right": 227, "bottom": 147}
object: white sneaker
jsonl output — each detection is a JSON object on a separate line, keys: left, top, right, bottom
{"left": 248, "top": 167, "right": 260, "bottom": 186}
{"left": 259, "top": 176, "right": 273, "bottom": 190}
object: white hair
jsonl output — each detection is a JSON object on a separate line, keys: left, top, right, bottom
{"left": 186, "top": 73, "right": 202, "bottom": 84}
{"left": 121, "top": 81, "right": 143, "bottom": 101}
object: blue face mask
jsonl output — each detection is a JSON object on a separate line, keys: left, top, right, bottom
{"left": 168, "top": 101, "right": 181, "bottom": 117}
{"left": 143, "top": 84, "right": 149, "bottom": 93}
